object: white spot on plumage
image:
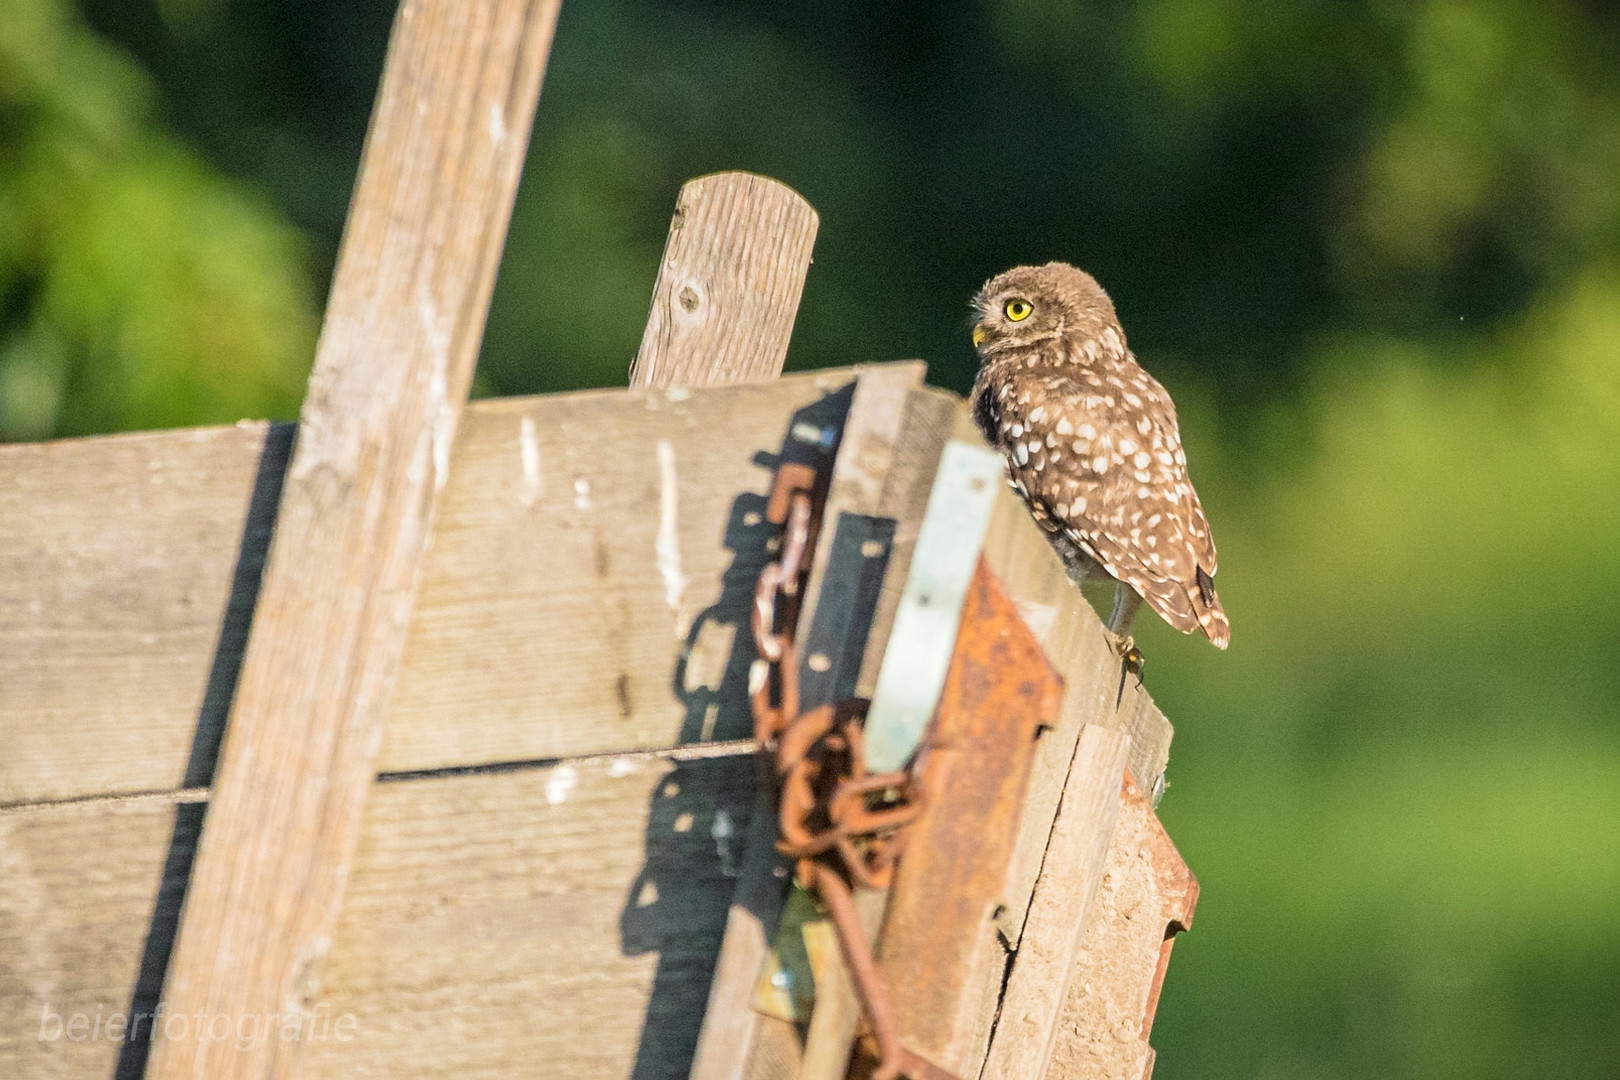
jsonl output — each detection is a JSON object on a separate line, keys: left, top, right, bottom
{"left": 1014, "top": 442, "right": 1030, "bottom": 466}
{"left": 1092, "top": 456, "right": 1109, "bottom": 473}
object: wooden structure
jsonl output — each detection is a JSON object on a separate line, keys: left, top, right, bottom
{"left": 0, "top": 4, "right": 1196, "bottom": 1079}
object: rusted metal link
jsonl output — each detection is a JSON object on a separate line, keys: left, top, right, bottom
{"left": 749, "top": 461, "right": 962, "bottom": 1080}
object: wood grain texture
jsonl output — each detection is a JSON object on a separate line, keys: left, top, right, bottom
{"left": 1047, "top": 774, "right": 1198, "bottom": 1080}
{"left": 0, "top": 753, "right": 754, "bottom": 1080}
{"left": 0, "top": 371, "right": 873, "bottom": 807}
{"left": 629, "top": 173, "right": 819, "bottom": 390}
{"left": 0, "top": 799, "right": 196, "bottom": 1080}
{"left": 379, "top": 371, "right": 873, "bottom": 773}
{"left": 0, "top": 423, "right": 290, "bottom": 807}
{"left": 144, "top": 4, "right": 562, "bottom": 1078}
{"left": 979, "top": 725, "right": 1131, "bottom": 1080}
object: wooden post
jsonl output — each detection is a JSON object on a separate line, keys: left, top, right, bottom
{"left": 630, "top": 172, "right": 820, "bottom": 390}
{"left": 143, "top": 3, "right": 560, "bottom": 1079}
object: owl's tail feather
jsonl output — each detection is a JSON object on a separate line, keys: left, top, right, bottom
{"left": 1192, "top": 566, "right": 1230, "bottom": 649}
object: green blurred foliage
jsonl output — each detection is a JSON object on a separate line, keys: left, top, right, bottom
{"left": 9, "top": 0, "right": 1620, "bottom": 1076}
{"left": 0, "top": 0, "right": 316, "bottom": 438}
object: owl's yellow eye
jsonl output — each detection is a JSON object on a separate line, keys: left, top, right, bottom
{"left": 1005, "top": 298, "right": 1033, "bottom": 322}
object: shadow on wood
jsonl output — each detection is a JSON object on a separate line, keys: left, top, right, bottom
{"left": 620, "top": 387, "right": 855, "bottom": 1078}
{"left": 115, "top": 422, "right": 294, "bottom": 1080}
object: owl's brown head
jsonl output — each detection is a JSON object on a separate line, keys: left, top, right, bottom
{"left": 971, "top": 262, "right": 1120, "bottom": 360}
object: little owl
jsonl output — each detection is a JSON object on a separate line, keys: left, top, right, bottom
{"left": 970, "top": 262, "right": 1230, "bottom": 665}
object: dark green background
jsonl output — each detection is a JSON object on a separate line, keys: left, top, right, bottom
{"left": 4, "top": 1, "right": 1618, "bottom": 1076}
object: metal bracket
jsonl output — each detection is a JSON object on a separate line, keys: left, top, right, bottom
{"left": 862, "top": 440, "right": 1003, "bottom": 773}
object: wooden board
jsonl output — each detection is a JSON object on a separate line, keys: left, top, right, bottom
{"left": 0, "top": 752, "right": 754, "bottom": 1080}
{"left": 0, "top": 423, "right": 292, "bottom": 807}
{"left": 0, "top": 381, "right": 1194, "bottom": 1080}
{"left": 0, "top": 369, "right": 894, "bottom": 808}
{"left": 0, "top": 798, "right": 196, "bottom": 1080}
{"left": 1047, "top": 775, "right": 1198, "bottom": 1080}
{"left": 980, "top": 726, "right": 1131, "bottom": 1080}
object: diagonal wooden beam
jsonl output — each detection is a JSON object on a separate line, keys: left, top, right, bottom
{"left": 142, "top": 3, "right": 561, "bottom": 1078}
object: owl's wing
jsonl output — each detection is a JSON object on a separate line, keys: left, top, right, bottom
{"left": 989, "top": 368, "right": 1228, "bottom": 646}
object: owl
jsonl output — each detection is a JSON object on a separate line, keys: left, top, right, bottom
{"left": 969, "top": 262, "right": 1230, "bottom": 658}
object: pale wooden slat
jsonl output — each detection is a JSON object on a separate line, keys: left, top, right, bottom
{"left": 1046, "top": 775, "right": 1198, "bottom": 1080}
{"left": 979, "top": 725, "right": 1131, "bottom": 1080}
{"left": 0, "top": 370, "right": 881, "bottom": 807}
{"left": 145, "top": 4, "right": 562, "bottom": 1078}
{"left": 629, "top": 173, "right": 819, "bottom": 390}
{"left": 0, "top": 752, "right": 754, "bottom": 1080}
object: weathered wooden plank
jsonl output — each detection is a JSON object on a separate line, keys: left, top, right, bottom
{"left": 379, "top": 371, "right": 878, "bottom": 774}
{"left": 308, "top": 755, "right": 756, "bottom": 1080}
{"left": 0, "top": 422, "right": 291, "bottom": 807}
{"left": 979, "top": 725, "right": 1131, "bottom": 1080}
{"left": 0, "top": 798, "right": 196, "bottom": 1080}
{"left": 0, "top": 370, "right": 881, "bottom": 807}
{"left": 1046, "top": 774, "right": 1198, "bottom": 1080}
{"left": 145, "top": 4, "right": 562, "bottom": 1078}
{"left": 629, "top": 173, "right": 819, "bottom": 390}
{"left": 0, "top": 752, "right": 755, "bottom": 1080}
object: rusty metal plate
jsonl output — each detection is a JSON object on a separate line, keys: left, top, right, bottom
{"left": 871, "top": 556, "right": 1063, "bottom": 1072}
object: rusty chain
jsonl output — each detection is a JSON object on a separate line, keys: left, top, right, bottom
{"left": 750, "top": 463, "right": 960, "bottom": 1080}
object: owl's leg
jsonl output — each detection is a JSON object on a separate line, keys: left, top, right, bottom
{"left": 1107, "top": 582, "right": 1142, "bottom": 649}
{"left": 1107, "top": 583, "right": 1145, "bottom": 708}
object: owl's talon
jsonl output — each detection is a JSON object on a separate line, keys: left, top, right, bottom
{"left": 1110, "top": 632, "right": 1136, "bottom": 660}
{"left": 1113, "top": 638, "right": 1145, "bottom": 709}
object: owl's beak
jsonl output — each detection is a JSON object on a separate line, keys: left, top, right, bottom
{"left": 972, "top": 323, "right": 987, "bottom": 348}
